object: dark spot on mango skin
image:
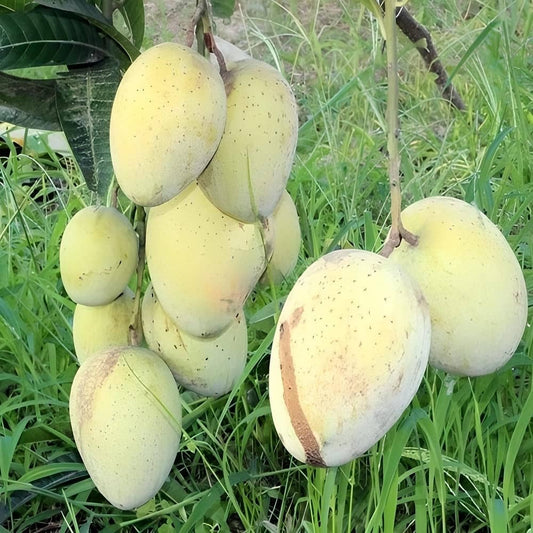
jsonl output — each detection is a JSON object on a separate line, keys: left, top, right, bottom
{"left": 278, "top": 320, "right": 325, "bottom": 467}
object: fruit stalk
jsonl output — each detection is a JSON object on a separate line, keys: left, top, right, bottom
{"left": 380, "top": 0, "right": 418, "bottom": 258}
{"left": 185, "top": 0, "right": 227, "bottom": 74}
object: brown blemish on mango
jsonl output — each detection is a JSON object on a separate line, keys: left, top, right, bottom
{"left": 278, "top": 320, "right": 325, "bottom": 467}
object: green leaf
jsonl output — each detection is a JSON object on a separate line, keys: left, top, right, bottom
{"left": 36, "top": 0, "right": 140, "bottom": 64}
{"left": 55, "top": 58, "right": 121, "bottom": 198}
{"left": 0, "top": 0, "right": 33, "bottom": 12}
{"left": 0, "top": 6, "right": 109, "bottom": 70}
{"left": 0, "top": 71, "right": 61, "bottom": 130}
{"left": 119, "top": 0, "right": 144, "bottom": 49}
{"left": 212, "top": 0, "right": 235, "bottom": 19}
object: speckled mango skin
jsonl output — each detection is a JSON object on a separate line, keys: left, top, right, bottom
{"left": 59, "top": 206, "right": 138, "bottom": 306}
{"left": 73, "top": 287, "right": 136, "bottom": 364}
{"left": 146, "top": 181, "right": 272, "bottom": 337}
{"left": 261, "top": 190, "right": 301, "bottom": 285}
{"left": 142, "top": 284, "right": 247, "bottom": 397}
{"left": 269, "top": 249, "right": 430, "bottom": 467}
{"left": 198, "top": 58, "right": 298, "bottom": 222}
{"left": 388, "top": 196, "right": 528, "bottom": 376}
{"left": 69, "top": 346, "right": 181, "bottom": 510}
{"left": 110, "top": 42, "right": 226, "bottom": 206}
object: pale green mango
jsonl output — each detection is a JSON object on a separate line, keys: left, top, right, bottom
{"left": 60, "top": 206, "right": 138, "bottom": 306}
{"left": 73, "top": 287, "right": 137, "bottom": 364}
{"left": 69, "top": 346, "right": 181, "bottom": 510}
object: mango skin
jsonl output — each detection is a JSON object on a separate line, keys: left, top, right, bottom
{"left": 142, "top": 284, "right": 247, "bottom": 397}
{"left": 110, "top": 42, "right": 226, "bottom": 206}
{"left": 388, "top": 196, "right": 528, "bottom": 376}
{"left": 269, "top": 249, "right": 430, "bottom": 467}
{"left": 73, "top": 288, "right": 136, "bottom": 365}
{"left": 69, "top": 346, "right": 181, "bottom": 510}
{"left": 146, "top": 181, "right": 272, "bottom": 337}
{"left": 198, "top": 58, "right": 298, "bottom": 222}
{"left": 59, "top": 206, "right": 138, "bottom": 306}
{"left": 261, "top": 190, "right": 301, "bottom": 285}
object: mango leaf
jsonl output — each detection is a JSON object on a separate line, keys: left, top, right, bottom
{"left": 55, "top": 58, "right": 121, "bottom": 198}
{"left": 0, "top": 71, "right": 61, "bottom": 130}
{"left": 0, "top": 6, "right": 109, "bottom": 70}
{"left": 0, "top": 0, "right": 33, "bottom": 12}
{"left": 36, "top": 0, "right": 140, "bottom": 63}
{"left": 119, "top": 0, "right": 144, "bottom": 49}
{"left": 212, "top": 0, "right": 235, "bottom": 19}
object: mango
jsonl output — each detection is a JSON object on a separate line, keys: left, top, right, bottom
{"left": 59, "top": 206, "right": 138, "bottom": 306}
{"left": 198, "top": 58, "right": 298, "bottom": 222}
{"left": 146, "top": 181, "right": 272, "bottom": 337}
{"left": 388, "top": 196, "right": 528, "bottom": 376}
{"left": 142, "top": 284, "right": 247, "bottom": 397}
{"left": 269, "top": 249, "right": 430, "bottom": 467}
{"left": 261, "top": 190, "right": 301, "bottom": 285}
{"left": 110, "top": 42, "right": 226, "bottom": 206}
{"left": 72, "top": 287, "right": 136, "bottom": 364}
{"left": 69, "top": 346, "right": 181, "bottom": 510}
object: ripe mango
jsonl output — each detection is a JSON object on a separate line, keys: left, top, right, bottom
{"left": 110, "top": 42, "right": 226, "bottom": 206}
{"left": 146, "top": 182, "right": 272, "bottom": 337}
{"left": 69, "top": 346, "right": 181, "bottom": 510}
{"left": 388, "top": 196, "right": 528, "bottom": 376}
{"left": 59, "top": 206, "right": 138, "bottom": 306}
{"left": 269, "top": 249, "right": 430, "bottom": 467}
{"left": 142, "top": 284, "right": 247, "bottom": 397}
{"left": 73, "top": 287, "right": 136, "bottom": 364}
{"left": 198, "top": 58, "right": 298, "bottom": 222}
{"left": 261, "top": 190, "right": 301, "bottom": 285}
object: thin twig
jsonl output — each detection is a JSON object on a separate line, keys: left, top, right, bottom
{"left": 379, "top": 1, "right": 466, "bottom": 111}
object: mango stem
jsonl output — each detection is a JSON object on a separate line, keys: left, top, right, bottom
{"left": 380, "top": 0, "right": 418, "bottom": 258}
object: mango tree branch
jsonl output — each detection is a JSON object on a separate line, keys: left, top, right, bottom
{"left": 378, "top": 1, "right": 466, "bottom": 111}
{"left": 380, "top": 0, "right": 418, "bottom": 258}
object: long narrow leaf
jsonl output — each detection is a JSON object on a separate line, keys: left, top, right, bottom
{"left": 0, "top": 71, "right": 61, "bottom": 130}
{"left": 56, "top": 58, "right": 121, "bottom": 198}
{"left": 0, "top": 6, "right": 109, "bottom": 69}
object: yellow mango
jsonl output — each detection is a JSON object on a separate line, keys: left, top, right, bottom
{"left": 142, "top": 284, "right": 247, "bottom": 397}
{"left": 146, "top": 182, "right": 272, "bottom": 337}
{"left": 69, "top": 346, "right": 181, "bottom": 510}
{"left": 261, "top": 190, "right": 301, "bottom": 285}
{"left": 110, "top": 42, "right": 226, "bottom": 206}
{"left": 59, "top": 206, "right": 138, "bottom": 306}
{"left": 198, "top": 58, "right": 298, "bottom": 222}
{"left": 388, "top": 196, "right": 528, "bottom": 376}
{"left": 72, "top": 287, "right": 136, "bottom": 364}
{"left": 269, "top": 249, "right": 430, "bottom": 467}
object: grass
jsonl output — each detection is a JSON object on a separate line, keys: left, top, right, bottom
{"left": 1, "top": 0, "right": 532, "bottom": 531}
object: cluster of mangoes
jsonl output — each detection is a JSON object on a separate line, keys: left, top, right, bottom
{"left": 60, "top": 42, "right": 301, "bottom": 509}
{"left": 269, "top": 196, "right": 528, "bottom": 467}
